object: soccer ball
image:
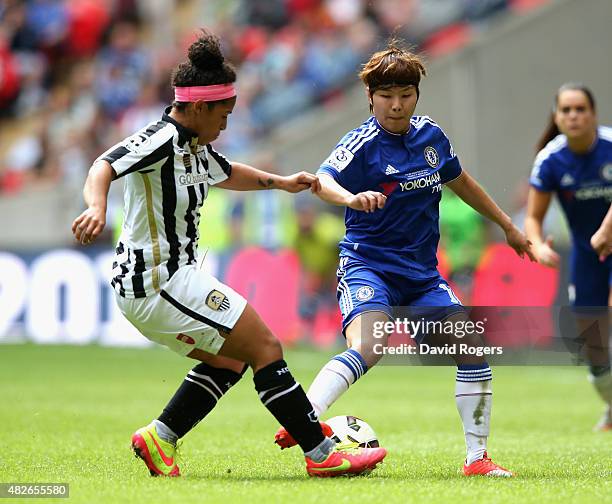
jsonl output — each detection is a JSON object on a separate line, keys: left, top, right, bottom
{"left": 326, "top": 415, "right": 379, "bottom": 448}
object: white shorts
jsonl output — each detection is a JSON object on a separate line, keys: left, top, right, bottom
{"left": 115, "top": 265, "right": 247, "bottom": 356}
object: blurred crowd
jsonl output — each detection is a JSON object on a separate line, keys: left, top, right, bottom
{"left": 0, "top": 0, "right": 528, "bottom": 194}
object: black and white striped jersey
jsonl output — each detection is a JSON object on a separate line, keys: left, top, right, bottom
{"left": 98, "top": 108, "right": 232, "bottom": 298}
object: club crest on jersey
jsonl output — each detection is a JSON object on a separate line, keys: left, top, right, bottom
{"left": 206, "top": 290, "right": 230, "bottom": 311}
{"left": 356, "top": 286, "right": 375, "bottom": 301}
{"left": 189, "top": 137, "right": 199, "bottom": 155}
{"left": 324, "top": 146, "right": 354, "bottom": 172}
{"left": 600, "top": 163, "right": 612, "bottom": 181}
{"left": 424, "top": 146, "right": 439, "bottom": 168}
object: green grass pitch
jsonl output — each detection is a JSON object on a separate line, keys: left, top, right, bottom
{"left": 1, "top": 344, "right": 610, "bottom": 503}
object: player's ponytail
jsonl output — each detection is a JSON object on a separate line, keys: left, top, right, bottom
{"left": 187, "top": 33, "right": 225, "bottom": 72}
{"left": 535, "top": 114, "right": 559, "bottom": 154}
{"left": 172, "top": 29, "right": 237, "bottom": 110}
{"left": 535, "top": 83, "right": 596, "bottom": 153}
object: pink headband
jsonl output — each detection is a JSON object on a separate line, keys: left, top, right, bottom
{"left": 174, "top": 84, "right": 236, "bottom": 102}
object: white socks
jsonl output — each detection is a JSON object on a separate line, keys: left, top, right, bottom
{"left": 455, "top": 365, "right": 493, "bottom": 465}
{"left": 153, "top": 419, "right": 178, "bottom": 445}
{"left": 304, "top": 436, "right": 336, "bottom": 462}
{"left": 306, "top": 349, "right": 368, "bottom": 417}
{"left": 307, "top": 352, "right": 495, "bottom": 465}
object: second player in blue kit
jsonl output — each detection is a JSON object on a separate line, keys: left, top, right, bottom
{"left": 275, "top": 40, "right": 536, "bottom": 476}
{"left": 526, "top": 83, "right": 612, "bottom": 431}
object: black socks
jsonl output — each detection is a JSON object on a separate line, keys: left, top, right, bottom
{"left": 158, "top": 362, "right": 246, "bottom": 438}
{"left": 253, "top": 360, "right": 324, "bottom": 452}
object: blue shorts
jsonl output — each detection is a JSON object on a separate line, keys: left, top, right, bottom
{"left": 336, "top": 256, "right": 464, "bottom": 338}
{"left": 570, "top": 248, "right": 612, "bottom": 308}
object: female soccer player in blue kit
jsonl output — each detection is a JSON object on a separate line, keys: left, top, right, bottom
{"left": 525, "top": 83, "right": 612, "bottom": 431}
{"left": 275, "top": 41, "right": 536, "bottom": 476}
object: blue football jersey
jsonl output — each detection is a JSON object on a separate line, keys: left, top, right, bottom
{"left": 317, "top": 116, "right": 462, "bottom": 280}
{"left": 529, "top": 126, "right": 612, "bottom": 255}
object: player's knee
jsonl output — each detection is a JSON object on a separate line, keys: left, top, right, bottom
{"left": 264, "top": 332, "right": 283, "bottom": 356}
{"left": 345, "top": 312, "right": 390, "bottom": 368}
{"left": 348, "top": 340, "right": 383, "bottom": 368}
{"left": 252, "top": 329, "right": 283, "bottom": 366}
{"left": 348, "top": 332, "right": 387, "bottom": 367}
{"left": 364, "top": 349, "right": 384, "bottom": 368}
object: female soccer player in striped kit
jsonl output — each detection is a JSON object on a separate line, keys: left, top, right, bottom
{"left": 71, "top": 30, "right": 386, "bottom": 477}
{"left": 275, "top": 40, "right": 536, "bottom": 477}
{"left": 526, "top": 83, "right": 612, "bottom": 431}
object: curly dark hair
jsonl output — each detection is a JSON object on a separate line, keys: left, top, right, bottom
{"left": 171, "top": 29, "right": 237, "bottom": 110}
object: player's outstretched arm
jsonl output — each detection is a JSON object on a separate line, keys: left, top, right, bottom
{"left": 316, "top": 174, "right": 386, "bottom": 213}
{"left": 447, "top": 170, "right": 535, "bottom": 261}
{"left": 215, "top": 162, "right": 320, "bottom": 193}
{"left": 71, "top": 160, "right": 114, "bottom": 246}
{"left": 524, "top": 187, "right": 560, "bottom": 268}
{"left": 590, "top": 204, "right": 612, "bottom": 262}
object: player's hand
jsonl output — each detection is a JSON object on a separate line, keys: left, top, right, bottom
{"left": 281, "top": 172, "right": 320, "bottom": 193}
{"left": 72, "top": 206, "right": 106, "bottom": 246}
{"left": 505, "top": 225, "right": 536, "bottom": 262}
{"left": 347, "top": 191, "right": 386, "bottom": 213}
{"left": 534, "top": 235, "right": 560, "bottom": 268}
{"left": 590, "top": 226, "right": 612, "bottom": 262}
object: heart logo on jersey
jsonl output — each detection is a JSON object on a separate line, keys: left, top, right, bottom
{"left": 379, "top": 181, "right": 399, "bottom": 196}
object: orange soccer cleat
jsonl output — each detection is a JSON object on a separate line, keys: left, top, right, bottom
{"left": 306, "top": 446, "right": 387, "bottom": 477}
{"left": 274, "top": 422, "right": 334, "bottom": 449}
{"left": 462, "top": 452, "right": 513, "bottom": 477}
